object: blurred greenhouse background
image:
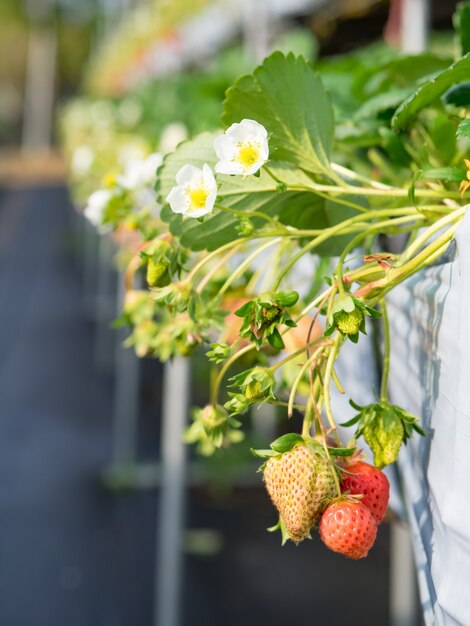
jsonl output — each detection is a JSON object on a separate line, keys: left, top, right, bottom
{"left": 0, "top": 0, "right": 464, "bottom": 625}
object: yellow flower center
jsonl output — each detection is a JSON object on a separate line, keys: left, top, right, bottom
{"left": 188, "top": 186, "right": 209, "bottom": 209}
{"left": 236, "top": 142, "right": 260, "bottom": 167}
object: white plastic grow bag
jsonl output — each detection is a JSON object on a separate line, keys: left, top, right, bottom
{"left": 386, "top": 206, "right": 470, "bottom": 626}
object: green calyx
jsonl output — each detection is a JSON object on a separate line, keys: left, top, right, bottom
{"left": 184, "top": 404, "right": 244, "bottom": 455}
{"left": 235, "top": 290, "right": 299, "bottom": 349}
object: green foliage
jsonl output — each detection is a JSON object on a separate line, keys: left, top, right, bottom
{"left": 418, "top": 167, "right": 467, "bottom": 183}
{"left": 222, "top": 52, "right": 334, "bottom": 176}
{"left": 251, "top": 433, "right": 305, "bottom": 458}
{"left": 457, "top": 118, "right": 470, "bottom": 139}
{"left": 454, "top": 1, "right": 470, "bottom": 56}
{"left": 392, "top": 54, "right": 470, "bottom": 129}
{"left": 444, "top": 82, "right": 470, "bottom": 107}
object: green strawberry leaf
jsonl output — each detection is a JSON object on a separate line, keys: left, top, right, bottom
{"left": 392, "top": 53, "right": 470, "bottom": 129}
{"left": 267, "top": 327, "right": 285, "bottom": 350}
{"left": 270, "top": 433, "right": 304, "bottom": 453}
{"left": 340, "top": 414, "right": 361, "bottom": 427}
{"left": 444, "top": 82, "right": 470, "bottom": 107}
{"left": 457, "top": 118, "right": 470, "bottom": 140}
{"left": 222, "top": 52, "right": 334, "bottom": 176}
{"left": 348, "top": 398, "right": 364, "bottom": 411}
{"left": 250, "top": 448, "right": 279, "bottom": 458}
{"left": 454, "top": 1, "right": 470, "bottom": 56}
{"left": 418, "top": 167, "right": 467, "bottom": 183}
{"left": 274, "top": 291, "right": 299, "bottom": 307}
{"left": 327, "top": 446, "right": 356, "bottom": 457}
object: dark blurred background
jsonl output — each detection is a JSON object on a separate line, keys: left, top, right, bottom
{"left": 0, "top": 1, "right": 460, "bottom": 625}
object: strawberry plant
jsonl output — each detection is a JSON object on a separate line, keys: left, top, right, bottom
{"left": 65, "top": 4, "right": 470, "bottom": 558}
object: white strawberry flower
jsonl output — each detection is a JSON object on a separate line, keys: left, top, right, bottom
{"left": 166, "top": 164, "right": 217, "bottom": 218}
{"left": 71, "top": 145, "right": 94, "bottom": 177}
{"left": 118, "top": 152, "right": 163, "bottom": 190}
{"left": 214, "top": 119, "right": 269, "bottom": 176}
{"left": 84, "top": 189, "right": 113, "bottom": 231}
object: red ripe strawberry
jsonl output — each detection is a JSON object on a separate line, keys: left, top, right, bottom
{"left": 341, "top": 461, "right": 389, "bottom": 524}
{"left": 319, "top": 500, "right": 377, "bottom": 559}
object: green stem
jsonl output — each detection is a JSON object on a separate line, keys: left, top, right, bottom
{"left": 218, "top": 238, "right": 282, "bottom": 297}
{"left": 301, "top": 396, "right": 315, "bottom": 438}
{"left": 287, "top": 346, "right": 326, "bottom": 418}
{"left": 196, "top": 244, "right": 243, "bottom": 293}
{"left": 270, "top": 399, "right": 308, "bottom": 412}
{"left": 335, "top": 214, "right": 427, "bottom": 294}
{"left": 357, "top": 222, "right": 460, "bottom": 300}
{"left": 272, "top": 207, "right": 426, "bottom": 290}
{"left": 187, "top": 237, "right": 249, "bottom": 282}
{"left": 288, "top": 181, "right": 462, "bottom": 200}
{"left": 211, "top": 343, "right": 255, "bottom": 407}
{"left": 398, "top": 207, "right": 466, "bottom": 265}
{"left": 380, "top": 298, "right": 390, "bottom": 402}
{"left": 331, "top": 162, "right": 394, "bottom": 191}
{"left": 270, "top": 337, "right": 326, "bottom": 372}
{"left": 263, "top": 164, "right": 369, "bottom": 213}
{"left": 323, "top": 334, "right": 342, "bottom": 445}
{"left": 214, "top": 202, "right": 284, "bottom": 231}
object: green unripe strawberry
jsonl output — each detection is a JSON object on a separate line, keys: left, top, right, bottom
{"left": 364, "top": 417, "right": 404, "bottom": 468}
{"left": 263, "top": 443, "right": 337, "bottom": 543}
{"left": 147, "top": 259, "right": 171, "bottom": 287}
{"left": 262, "top": 306, "right": 281, "bottom": 322}
{"left": 245, "top": 380, "right": 263, "bottom": 400}
{"left": 233, "top": 366, "right": 276, "bottom": 403}
{"left": 335, "top": 307, "right": 363, "bottom": 336}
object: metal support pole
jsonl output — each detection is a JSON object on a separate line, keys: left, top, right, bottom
{"left": 93, "top": 236, "right": 115, "bottom": 371}
{"left": 242, "top": 0, "right": 270, "bottom": 62}
{"left": 154, "top": 357, "right": 190, "bottom": 626}
{"left": 390, "top": 522, "right": 420, "bottom": 626}
{"left": 110, "top": 274, "right": 140, "bottom": 467}
{"left": 82, "top": 220, "right": 98, "bottom": 317}
{"left": 401, "top": 0, "right": 429, "bottom": 53}
{"left": 22, "top": 9, "right": 56, "bottom": 151}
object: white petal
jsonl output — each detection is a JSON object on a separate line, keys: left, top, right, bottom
{"left": 215, "top": 160, "right": 245, "bottom": 175}
{"left": 259, "top": 138, "right": 269, "bottom": 161}
{"left": 201, "top": 163, "right": 216, "bottom": 189}
{"left": 166, "top": 186, "right": 187, "bottom": 214}
{"left": 225, "top": 122, "right": 250, "bottom": 143}
{"left": 175, "top": 164, "right": 201, "bottom": 186}
{"left": 243, "top": 162, "right": 264, "bottom": 175}
{"left": 205, "top": 186, "right": 217, "bottom": 212}
{"left": 185, "top": 205, "right": 211, "bottom": 218}
{"left": 226, "top": 119, "right": 268, "bottom": 143}
{"left": 243, "top": 118, "right": 267, "bottom": 137}
{"left": 214, "top": 134, "right": 236, "bottom": 161}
